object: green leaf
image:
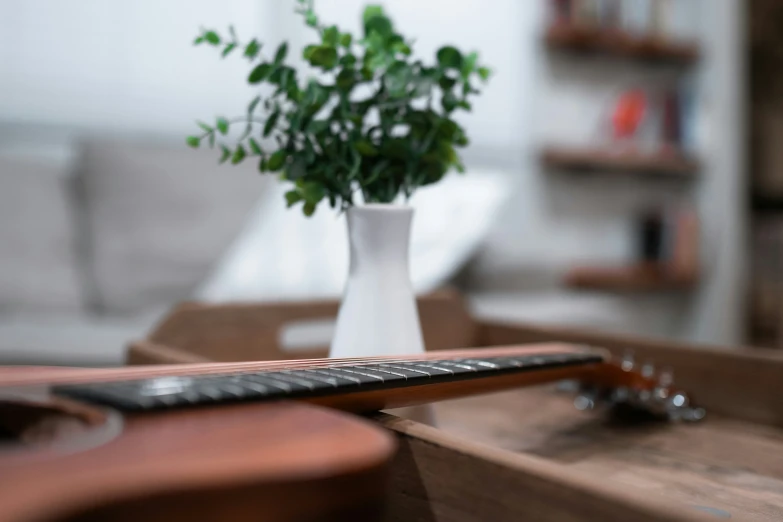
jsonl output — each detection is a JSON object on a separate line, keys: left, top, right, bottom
{"left": 248, "top": 63, "right": 274, "bottom": 84}
{"left": 336, "top": 68, "right": 356, "bottom": 89}
{"left": 244, "top": 39, "right": 261, "bottom": 59}
{"left": 323, "top": 26, "right": 339, "bottom": 46}
{"left": 412, "top": 76, "right": 435, "bottom": 97}
{"left": 197, "top": 121, "right": 212, "bottom": 132}
{"left": 308, "top": 119, "right": 330, "bottom": 134}
{"left": 441, "top": 91, "right": 458, "bottom": 112}
{"left": 248, "top": 138, "right": 263, "bottom": 155}
{"left": 478, "top": 66, "right": 491, "bottom": 81}
{"left": 287, "top": 157, "right": 308, "bottom": 180}
{"left": 437, "top": 46, "right": 463, "bottom": 69}
{"left": 438, "top": 75, "right": 457, "bottom": 90}
{"left": 457, "top": 100, "right": 472, "bottom": 111}
{"left": 306, "top": 12, "right": 318, "bottom": 27}
{"left": 267, "top": 149, "right": 287, "bottom": 171}
{"left": 306, "top": 45, "right": 338, "bottom": 70}
{"left": 186, "top": 136, "right": 200, "bottom": 148}
{"left": 219, "top": 145, "right": 231, "bottom": 163}
{"left": 392, "top": 41, "right": 412, "bottom": 56}
{"left": 364, "top": 14, "right": 393, "bottom": 37}
{"left": 300, "top": 180, "right": 325, "bottom": 203}
{"left": 263, "top": 110, "right": 280, "bottom": 137}
{"left": 216, "top": 117, "right": 229, "bottom": 135}
{"left": 247, "top": 95, "right": 261, "bottom": 115}
{"left": 231, "top": 144, "right": 246, "bottom": 164}
{"left": 339, "top": 54, "right": 357, "bottom": 67}
{"left": 461, "top": 51, "right": 478, "bottom": 78}
{"left": 285, "top": 190, "right": 303, "bottom": 207}
{"left": 274, "top": 42, "right": 288, "bottom": 64}
{"left": 363, "top": 5, "right": 384, "bottom": 23}
{"left": 354, "top": 139, "right": 378, "bottom": 156}
{"left": 303, "top": 201, "right": 317, "bottom": 217}
{"left": 193, "top": 36, "right": 205, "bottom": 45}
{"left": 340, "top": 33, "right": 353, "bottom": 47}
{"left": 204, "top": 31, "right": 220, "bottom": 45}
{"left": 384, "top": 61, "right": 410, "bottom": 97}
{"left": 222, "top": 43, "right": 237, "bottom": 57}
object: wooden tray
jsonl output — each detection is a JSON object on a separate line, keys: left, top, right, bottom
{"left": 127, "top": 290, "right": 783, "bottom": 521}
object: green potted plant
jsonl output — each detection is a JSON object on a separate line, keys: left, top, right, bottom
{"left": 188, "top": 0, "right": 490, "bottom": 369}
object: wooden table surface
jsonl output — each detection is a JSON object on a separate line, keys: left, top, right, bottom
{"left": 431, "top": 386, "right": 783, "bottom": 521}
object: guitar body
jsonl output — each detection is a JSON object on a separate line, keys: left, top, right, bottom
{"left": 0, "top": 397, "right": 395, "bottom": 522}
{"left": 0, "top": 344, "right": 685, "bottom": 522}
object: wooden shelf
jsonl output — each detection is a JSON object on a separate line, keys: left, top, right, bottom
{"left": 564, "top": 265, "right": 697, "bottom": 292}
{"left": 541, "top": 146, "right": 700, "bottom": 178}
{"left": 545, "top": 24, "right": 700, "bottom": 64}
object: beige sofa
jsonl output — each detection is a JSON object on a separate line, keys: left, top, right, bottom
{"left": 0, "top": 135, "right": 271, "bottom": 366}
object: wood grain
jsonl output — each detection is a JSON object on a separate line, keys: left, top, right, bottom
{"left": 0, "top": 402, "right": 395, "bottom": 522}
{"left": 424, "top": 387, "right": 783, "bottom": 521}
{"left": 541, "top": 146, "right": 701, "bottom": 177}
{"left": 377, "top": 409, "right": 715, "bottom": 522}
{"left": 545, "top": 24, "right": 700, "bottom": 63}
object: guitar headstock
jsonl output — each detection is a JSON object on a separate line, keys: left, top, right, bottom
{"left": 561, "top": 351, "right": 705, "bottom": 423}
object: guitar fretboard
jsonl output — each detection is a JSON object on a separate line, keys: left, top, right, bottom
{"left": 52, "top": 352, "right": 602, "bottom": 412}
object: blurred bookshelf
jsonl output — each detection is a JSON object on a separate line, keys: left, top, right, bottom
{"left": 545, "top": 25, "right": 700, "bottom": 64}
{"left": 543, "top": 0, "right": 702, "bottom": 295}
{"left": 541, "top": 146, "right": 700, "bottom": 178}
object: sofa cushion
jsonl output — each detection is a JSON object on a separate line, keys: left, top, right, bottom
{"left": 76, "top": 139, "right": 272, "bottom": 315}
{"left": 0, "top": 157, "right": 84, "bottom": 314}
{"left": 0, "top": 313, "right": 161, "bottom": 367}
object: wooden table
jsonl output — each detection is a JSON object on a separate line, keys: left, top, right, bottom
{"left": 429, "top": 387, "right": 783, "bottom": 520}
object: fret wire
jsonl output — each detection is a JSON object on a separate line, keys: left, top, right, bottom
{"left": 287, "top": 370, "right": 339, "bottom": 387}
{"left": 273, "top": 372, "right": 320, "bottom": 390}
{"left": 412, "top": 363, "right": 455, "bottom": 375}
{"left": 243, "top": 375, "right": 294, "bottom": 393}
{"left": 306, "top": 368, "right": 363, "bottom": 384}
{"left": 363, "top": 367, "right": 408, "bottom": 379}
{"left": 435, "top": 360, "right": 478, "bottom": 371}
{"left": 377, "top": 364, "right": 433, "bottom": 377}
{"left": 461, "top": 359, "right": 500, "bottom": 369}
{"left": 331, "top": 367, "right": 386, "bottom": 382}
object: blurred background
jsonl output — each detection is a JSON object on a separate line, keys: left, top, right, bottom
{"left": 0, "top": 0, "right": 759, "bottom": 367}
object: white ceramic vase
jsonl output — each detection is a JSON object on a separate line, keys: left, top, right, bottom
{"left": 330, "top": 204, "right": 435, "bottom": 426}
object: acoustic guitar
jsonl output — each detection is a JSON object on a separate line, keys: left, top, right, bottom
{"left": 0, "top": 343, "right": 700, "bottom": 522}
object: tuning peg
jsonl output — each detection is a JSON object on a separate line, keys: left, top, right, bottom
{"left": 574, "top": 394, "right": 596, "bottom": 411}
{"left": 620, "top": 351, "right": 635, "bottom": 371}
{"left": 657, "top": 367, "right": 674, "bottom": 387}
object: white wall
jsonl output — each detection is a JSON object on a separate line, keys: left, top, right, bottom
{"left": 0, "top": 0, "right": 269, "bottom": 134}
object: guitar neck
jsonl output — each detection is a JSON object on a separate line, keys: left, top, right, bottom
{"left": 46, "top": 344, "right": 607, "bottom": 414}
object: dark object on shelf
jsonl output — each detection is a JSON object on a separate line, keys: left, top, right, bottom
{"left": 541, "top": 146, "right": 700, "bottom": 178}
{"left": 638, "top": 209, "right": 665, "bottom": 262}
{"left": 566, "top": 208, "right": 700, "bottom": 293}
{"left": 545, "top": 24, "right": 700, "bottom": 64}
